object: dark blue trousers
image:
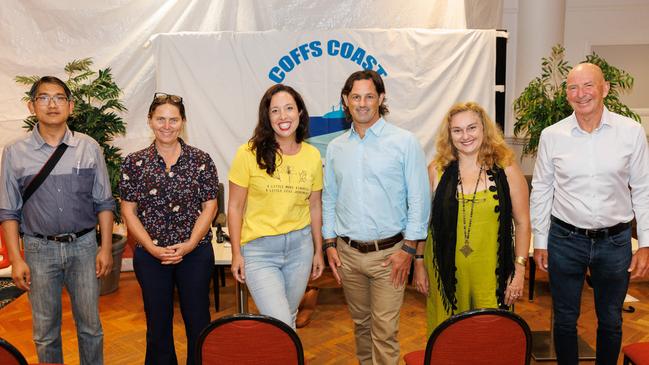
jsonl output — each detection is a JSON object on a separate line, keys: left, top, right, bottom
{"left": 134, "top": 243, "right": 214, "bottom": 365}
{"left": 548, "top": 221, "right": 631, "bottom": 365}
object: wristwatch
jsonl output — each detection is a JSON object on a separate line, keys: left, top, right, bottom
{"left": 322, "top": 241, "right": 337, "bottom": 252}
{"left": 401, "top": 244, "right": 417, "bottom": 255}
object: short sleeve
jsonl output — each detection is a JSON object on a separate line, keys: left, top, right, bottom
{"left": 198, "top": 152, "right": 219, "bottom": 202}
{"left": 119, "top": 154, "right": 139, "bottom": 202}
{"left": 228, "top": 144, "right": 252, "bottom": 188}
{"left": 311, "top": 148, "right": 323, "bottom": 191}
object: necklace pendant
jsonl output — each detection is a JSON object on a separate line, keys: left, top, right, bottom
{"left": 460, "top": 243, "right": 473, "bottom": 257}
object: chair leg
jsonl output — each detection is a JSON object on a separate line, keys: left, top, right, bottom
{"left": 220, "top": 266, "right": 226, "bottom": 287}
{"left": 213, "top": 265, "right": 220, "bottom": 311}
{"left": 528, "top": 258, "right": 536, "bottom": 301}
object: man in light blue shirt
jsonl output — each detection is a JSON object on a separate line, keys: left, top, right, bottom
{"left": 322, "top": 70, "right": 430, "bottom": 365}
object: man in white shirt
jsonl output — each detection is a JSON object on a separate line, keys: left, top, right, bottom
{"left": 531, "top": 63, "right": 649, "bottom": 364}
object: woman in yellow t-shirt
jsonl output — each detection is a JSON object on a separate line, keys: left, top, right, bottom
{"left": 228, "top": 84, "right": 325, "bottom": 328}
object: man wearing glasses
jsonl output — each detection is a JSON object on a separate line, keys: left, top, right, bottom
{"left": 0, "top": 76, "right": 114, "bottom": 365}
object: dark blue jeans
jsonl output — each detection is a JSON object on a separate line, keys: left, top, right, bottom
{"left": 134, "top": 242, "right": 214, "bottom": 365}
{"left": 548, "top": 221, "right": 631, "bottom": 365}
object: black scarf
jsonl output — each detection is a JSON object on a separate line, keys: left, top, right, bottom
{"left": 430, "top": 160, "right": 514, "bottom": 313}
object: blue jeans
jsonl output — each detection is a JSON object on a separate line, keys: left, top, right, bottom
{"left": 548, "top": 221, "right": 631, "bottom": 365}
{"left": 24, "top": 230, "right": 103, "bottom": 365}
{"left": 242, "top": 226, "right": 314, "bottom": 328}
{"left": 134, "top": 242, "right": 214, "bottom": 365}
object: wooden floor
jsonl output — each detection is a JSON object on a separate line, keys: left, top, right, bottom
{"left": 1, "top": 268, "right": 648, "bottom": 365}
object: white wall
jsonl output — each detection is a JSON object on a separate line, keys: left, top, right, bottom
{"left": 502, "top": 0, "right": 649, "bottom": 174}
{"left": 565, "top": 0, "right": 649, "bottom": 129}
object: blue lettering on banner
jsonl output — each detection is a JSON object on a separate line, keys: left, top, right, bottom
{"left": 268, "top": 39, "right": 388, "bottom": 82}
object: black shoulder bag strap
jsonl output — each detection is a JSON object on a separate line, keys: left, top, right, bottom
{"left": 22, "top": 143, "right": 68, "bottom": 204}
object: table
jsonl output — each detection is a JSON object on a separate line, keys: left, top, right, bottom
{"left": 211, "top": 227, "right": 248, "bottom": 313}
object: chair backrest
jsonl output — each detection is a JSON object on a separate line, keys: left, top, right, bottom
{"left": 0, "top": 226, "right": 10, "bottom": 269}
{"left": 212, "top": 182, "right": 226, "bottom": 227}
{"left": 196, "top": 313, "right": 304, "bottom": 365}
{"left": 0, "top": 337, "right": 28, "bottom": 365}
{"left": 424, "top": 308, "right": 532, "bottom": 365}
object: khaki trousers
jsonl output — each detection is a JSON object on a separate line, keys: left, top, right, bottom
{"left": 336, "top": 237, "right": 406, "bottom": 365}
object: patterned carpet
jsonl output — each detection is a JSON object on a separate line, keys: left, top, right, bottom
{"left": 0, "top": 278, "right": 24, "bottom": 310}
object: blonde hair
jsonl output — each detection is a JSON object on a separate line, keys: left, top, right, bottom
{"left": 433, "top": 102, "right": 514, "bottom": 169}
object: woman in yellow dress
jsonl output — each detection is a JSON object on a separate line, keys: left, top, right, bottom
{"left": 413, "top": 102, "right": 531, "bottom": 335}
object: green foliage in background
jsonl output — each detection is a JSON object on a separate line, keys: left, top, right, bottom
{"left": 16, "top": 58, "right": 127, "bottom": 222}
{"left": 513, "top": 44, "right": 640, "bottom": 156}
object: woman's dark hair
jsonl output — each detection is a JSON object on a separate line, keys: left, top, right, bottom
{"left": 148, "top": 93, "right": 186, "bottom": 120}
{"left": 29, "top": 76, "right": 72, "bottom": 99}
{"left": 250, "top": 84, "right": 310, "bottom": 175}
{"left": 340, "top": 70, "right": 389, "bottom": 122}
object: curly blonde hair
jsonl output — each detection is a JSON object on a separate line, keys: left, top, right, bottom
{"left": 433, "top": 102, "right": 514, "bottom": 169}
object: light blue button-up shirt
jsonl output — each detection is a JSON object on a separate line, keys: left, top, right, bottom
{"left": 322, "top": 118, "right": 430, "bottom": 241}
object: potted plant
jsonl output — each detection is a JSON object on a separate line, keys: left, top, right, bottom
{"left": 513, "top": 45, "right": 640, "bottom": 156}
{"left": 16, "top": 58, "right": 128, "bottom": 294}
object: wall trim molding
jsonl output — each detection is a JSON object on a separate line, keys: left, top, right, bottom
{"left": 636, "top": 108, "right": 649, "bottom": 118}
{"left": 567, "top": 0, "right": 649, "bottom": 11}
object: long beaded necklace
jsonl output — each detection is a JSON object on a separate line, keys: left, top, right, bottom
{"left": 458, "top": 165, "right": 483, "bottom": 258}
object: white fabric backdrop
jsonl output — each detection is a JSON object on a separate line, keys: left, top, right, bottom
{"left": 153, "top": 29, "right": 496, "bottom": 197}
{"left": 0, "top": 0, "right": 490, "bottom": 154}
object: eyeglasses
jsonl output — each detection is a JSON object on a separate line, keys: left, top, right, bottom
{"left": 33, "top": 95, "right": 69, "bottom": 106}
{"left": 153, "top": 92, "right": 183, "bottom": 103}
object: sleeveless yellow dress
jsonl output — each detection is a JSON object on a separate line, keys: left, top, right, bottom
{"left": 425, "top": 187, "right": 500, "bottom": 336}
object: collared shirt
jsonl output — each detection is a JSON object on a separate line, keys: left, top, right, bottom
{"left": 322, "top": 118, "right": 430, "bottom": 241}
{"left": 531, "top": 108, "right": 649, "bottom": 249}
{"left": 119, "top": 139, "right": 218, "bottom": 247}
{"left": 0, "top": 124, "right": 115, "bottom": 236}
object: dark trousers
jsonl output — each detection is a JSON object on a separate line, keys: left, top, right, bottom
{"left": 134, "top": 243, "right": 214, "bottom": 365}
{"left": 547, "top": 221, "right": 631, "bottom": 365}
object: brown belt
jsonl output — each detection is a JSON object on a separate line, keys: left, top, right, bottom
{"left": 340, "top": 233, "right": 404, "bottom": 253}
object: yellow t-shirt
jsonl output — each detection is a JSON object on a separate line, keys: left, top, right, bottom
{"left": 229, "top": 142, "right": 323, "bottom": 244}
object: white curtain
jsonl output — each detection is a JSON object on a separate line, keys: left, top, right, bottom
{"left": 0, "top": 0, "right": 499, "bottom": 154}
{"left": 153, "top": 29, "right": 496, "bottom": 197}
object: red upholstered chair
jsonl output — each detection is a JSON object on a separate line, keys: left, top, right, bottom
{"left": 0, "top": 226, "right": 11, "bottom": 269}
{"left": 403, "top": 308, "right": 532, "bottom": 365}
{"left": 196, "top": 313, "right": 304, "bottom": 365}
{"left": 0, "top": 337, "right": 28, "bottom": 365}
{"left": 623, "top": 342, "right": 649, "bottom": 365}
{"left": 0, "top": 337, "right": 64, "bottom": 365}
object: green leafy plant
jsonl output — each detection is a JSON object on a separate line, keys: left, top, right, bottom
{"left": 513, "top": 44, "right": 640, "bottom": 156}
{"left": 15, "top": 58, "right": 127, "bottom": 222}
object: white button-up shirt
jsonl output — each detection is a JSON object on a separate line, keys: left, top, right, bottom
{"left": 531, "top": 108, "right": 649, "bottom": 249}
